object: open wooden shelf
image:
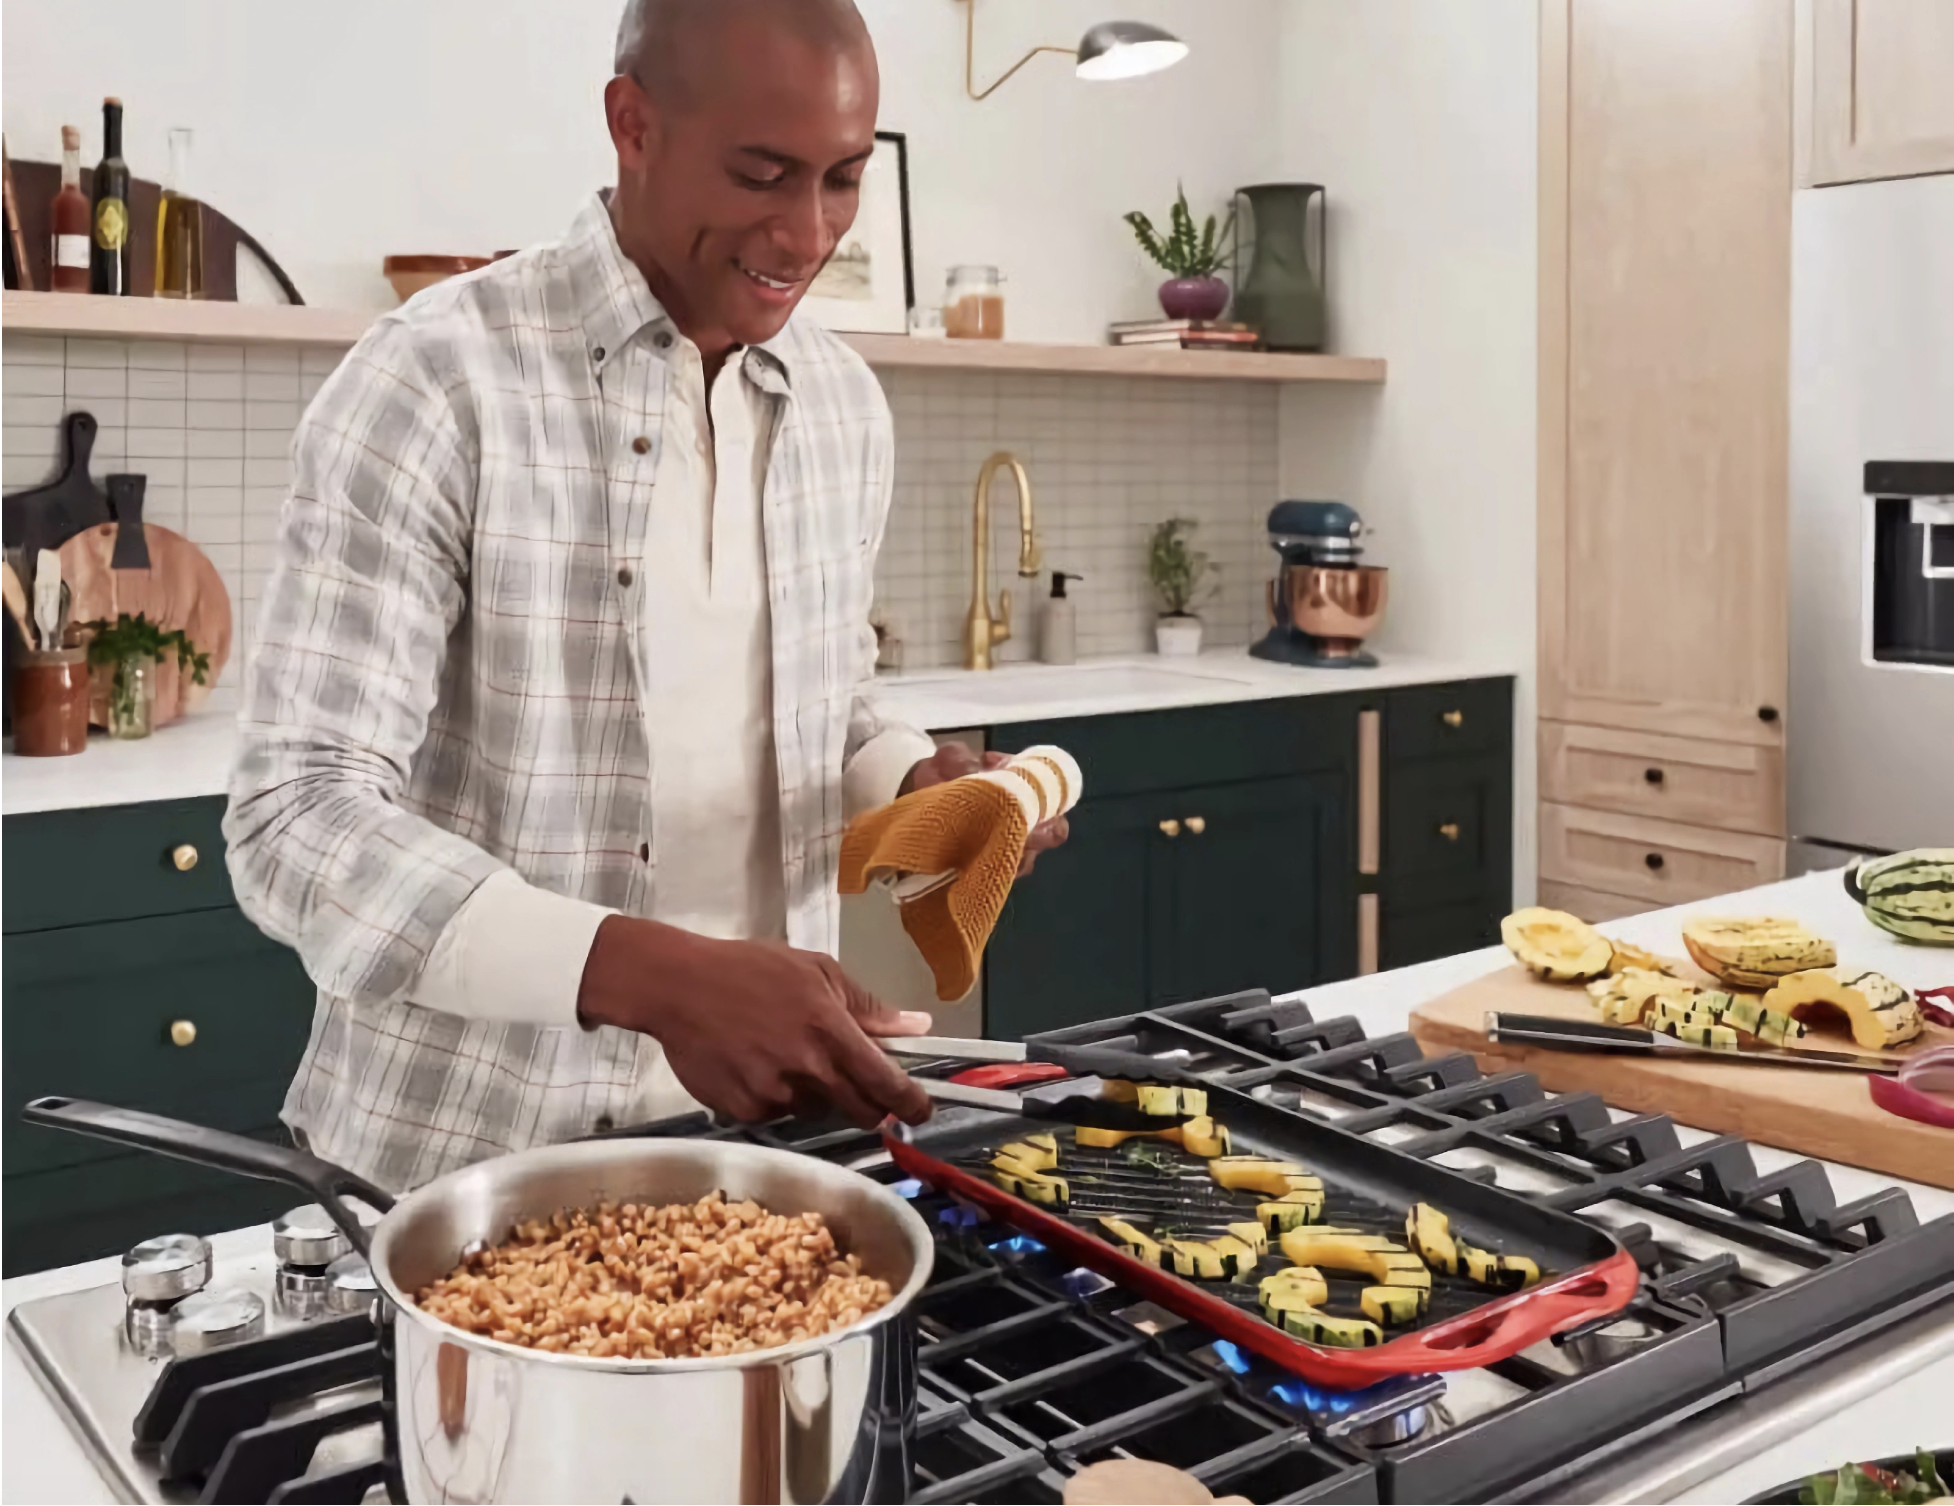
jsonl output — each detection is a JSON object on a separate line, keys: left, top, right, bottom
{"left": 3, "top": 291, "right": 1386, "bottom": 384}
{"left": 3, "top": 290, "right": 373, "bottom": 347}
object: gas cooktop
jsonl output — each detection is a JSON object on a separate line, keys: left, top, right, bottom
{"left": 10, "top": 987, "right": 1953, "bottom": 1504}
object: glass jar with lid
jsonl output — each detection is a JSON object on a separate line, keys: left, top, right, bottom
{"left": 944, "top": 265, "right": 1005, "bottom": 340}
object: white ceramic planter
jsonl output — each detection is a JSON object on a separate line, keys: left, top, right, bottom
{"left": 1155, "top": 616, "right": 1204, "bottom": 658}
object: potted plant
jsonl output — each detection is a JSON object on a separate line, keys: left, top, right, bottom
{"left": 1124, "top": 186, "right": 1234, "bottom": 322}
{"left": 83, "top": 612, "right": 209, "bottom": 740}
{"left": 1148, "top": 518, "right": 1216, "bottom": 658}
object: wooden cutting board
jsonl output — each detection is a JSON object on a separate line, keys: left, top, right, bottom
{"left": 59, "top": 520, "right": 232, "bottom": 727}
{"left": 1409, "top": 964, "right": 1954, "bottom": 1189}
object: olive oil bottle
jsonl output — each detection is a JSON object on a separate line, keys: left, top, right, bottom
{"left": 154, "top": 127, "right": 204, "bottom": 299}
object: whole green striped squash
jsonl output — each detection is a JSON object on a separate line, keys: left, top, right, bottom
{"left": 1845, "top": 849, "right": 1954, "bottom": 945}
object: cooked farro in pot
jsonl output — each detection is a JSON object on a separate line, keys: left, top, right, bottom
{"left": 414, "top": 1191, "right": 895, "bottom": 1359}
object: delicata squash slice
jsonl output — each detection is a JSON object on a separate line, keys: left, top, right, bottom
{"left": 1680, "top": 917, "right": 1836, "bottom": 989}
{"left": 1502, "top": 908, "right": 1614, "bottom": 981}
{"left": 1762, "top": 968, "right": 1925, "bottom": 1051}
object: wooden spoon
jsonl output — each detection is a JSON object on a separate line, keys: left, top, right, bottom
{"left": 1, "top": 561, "right": 34, "bottom": 647}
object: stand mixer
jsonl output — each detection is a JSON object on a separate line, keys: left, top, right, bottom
{"left": 1249, "top": 500, "right": 1388, "bottom": 667}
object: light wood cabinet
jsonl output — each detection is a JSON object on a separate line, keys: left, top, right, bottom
{"left": 1807, "top": 0, "right": 1954, "bottom": 185}
{"left": 1540, "top": 803, "right": 1786, "bottom": 907}
{"left": 1539, "top": 721, "right": 1785, "bottom": 836}
{"left": 1538, "top": 0, "right": 1793, "bottom": 921}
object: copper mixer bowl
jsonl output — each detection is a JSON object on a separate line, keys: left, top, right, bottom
{"left": 1271, "top": 564, "right": 1388, "bottom": 656}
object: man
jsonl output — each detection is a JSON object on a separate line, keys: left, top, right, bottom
{"left": 225, "top": 0, "right": 1066, "bottom": 1192}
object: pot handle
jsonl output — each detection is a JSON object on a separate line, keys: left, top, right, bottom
{"left": 21, "top": 1096, "right": 393, "bottom": 1256}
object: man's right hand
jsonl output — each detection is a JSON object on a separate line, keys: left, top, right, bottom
{"left": 576, "top": 915, "right": 934, "bottom": 1128}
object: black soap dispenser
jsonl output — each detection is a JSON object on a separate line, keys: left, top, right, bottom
{"left": 1041, "top": 572, "right": 1082, "bottom": 665}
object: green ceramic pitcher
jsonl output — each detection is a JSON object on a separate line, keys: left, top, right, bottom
{"left": 1233, "top": 183, "right": 1326, "bottom": 352}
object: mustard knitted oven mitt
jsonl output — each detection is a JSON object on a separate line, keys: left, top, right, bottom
{"left": 838, "top": 746, "right": 1083, "bottom": 1001}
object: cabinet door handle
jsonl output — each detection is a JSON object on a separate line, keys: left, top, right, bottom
{"left": 1159, "top": 819, "right": 1181, "bottom": 838}
{"left": 170, "top": 1019, "right": 198, "bottom": 1048}
{"left": 171, "top": 844, "right": 199, "bottom": 873}
{"left": 1645, "top": 852, "right": 1665, "bottom": 871}
{"left": 1441, "top": 709, "right": 1465, "bottom": 728}
{"left": 1437, "top": 822, "right": 1460, "bottom": 842}
{"left": 1185, "top": 816, "right": 1207, "bottom": 835}
{"left": 1644, "top": 767, "right": 1665, "bottom": 785}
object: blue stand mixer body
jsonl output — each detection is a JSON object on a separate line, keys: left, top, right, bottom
{"left": 1250, "top": 500, "right": 1385, "bottom": 668}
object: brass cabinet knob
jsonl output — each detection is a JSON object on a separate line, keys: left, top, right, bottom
{"left": 169, "top": 1019, "right": 198, "bottom": 1048}
{"left": 1644, "top": 767, "right": 1665, "bottom": 785}
{"left": 171, "top": 844, "right": 199, "bottom": 873}
{"left": 1437, "top": 822, "right": 1461, "bottom": 841}
{"left": 1185, "top": 816, "right": 1207, "bottom": 835}
{"left": 1158, "top": 819, "right": 1182, "bottom": 838}
{"left": 1441, "top": 709, "right": 1465, "bottom": 729}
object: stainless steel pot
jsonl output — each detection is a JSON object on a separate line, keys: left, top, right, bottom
{"left": 23, "top": 1097, "right": 934, "bottom": 1505}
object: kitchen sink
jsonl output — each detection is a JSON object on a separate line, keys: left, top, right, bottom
{"left": 889, "top": 662, "right": 1258, "bottom": 707}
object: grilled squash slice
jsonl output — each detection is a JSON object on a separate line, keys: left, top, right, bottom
{"left": 1460, "top": 1243, "right": 1540, "bottom": 1291}
{"left": 1361, "top": 1285, "right": 1428, "bottom": 1325}
{"left": 1259, "top": 1264, "right": 1331, "bottom": 1309}
{"left": 1177, "top": 1116, "right": 1232, "bottom": 1158}
{"left": 1405, "top": 1203, "right": 1459, "bottom": 1275}
{"left": 1257, "top": 1189, "right": 1326, "bottom": 1233}
{"left": 1502, "top": 908, "right": 1615, "bottom": 981}
{"left": 1097, "top": 1216, "right": 1166, "bottom": 1267}
{"left": 1210, "top": 1157, "right": 1315, "bottom": 1198}
{"left": 992, "top": 1154, "right": 1069, "bottom": 1206}
{"left": 1228, "top": 1221, "right": 1270, "bottom": 1256}
{"left": 999, "top": 1139, "right": 1058, "bottom": 1172}
{"left": 1681, "top": 917, "right": 1836, "bottom": 989}
{"left": 1606, "top": 939, "right": 1674, "bottom": 975}
{"left": 1763, "top": 968, "right": 1925, "bottom": 1050}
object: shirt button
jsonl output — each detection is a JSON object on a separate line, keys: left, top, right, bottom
{"left": 617, "top": 566, "right": 635, "bottom": 588}
{"left": 632, "top": 435, "right": 651, "bottom": 455}
{"left": 592, "top": 345, "right": 605, "bottom": 363}
{"left": 637, "top": 842, "right": 651, "bottom": 863}
{"left": 655, "top": 331, "right": 674, "bottom": 350}
{"left": 594, "top": 1115, "right": 615, "bottom": 1132}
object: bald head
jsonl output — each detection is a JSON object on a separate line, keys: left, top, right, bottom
{"left": 615, "top": 0, "right": 872, "bottom": 107}
{"left": 603, "top": 0, "right": 880, "bottom": 356}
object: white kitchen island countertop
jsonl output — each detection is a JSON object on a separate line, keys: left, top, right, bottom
{"left": 0, "top": 651, "right": 1512, "bottom": 818}
{"left": 6, "top": 869, "right": 1948, "bottom": 1503}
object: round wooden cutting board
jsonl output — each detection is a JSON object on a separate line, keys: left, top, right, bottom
{"left": 58, "top": 521, "right": 233, "bottom": 728}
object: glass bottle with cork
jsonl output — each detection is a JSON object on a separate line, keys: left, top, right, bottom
{"left": 88, "top": 96, "right": 131, "bottom": 296}
{"left": 47, "top": 126, "right": 90, "bottom": 293}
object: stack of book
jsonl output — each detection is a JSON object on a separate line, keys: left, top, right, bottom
{"left": 1108, "top": 319, "right": 1262, "bottom": 350}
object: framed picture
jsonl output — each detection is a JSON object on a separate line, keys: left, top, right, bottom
{"left": 799, "top": 130, "right": 914, "bottom": 336}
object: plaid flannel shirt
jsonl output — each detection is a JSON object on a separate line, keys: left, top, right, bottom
{"left": 226, "top": 195, "right": 915, "bottom": 1191}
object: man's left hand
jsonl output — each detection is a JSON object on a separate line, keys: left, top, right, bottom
{"left": 902, "top": 744, "right": 1070, "bottom": 875}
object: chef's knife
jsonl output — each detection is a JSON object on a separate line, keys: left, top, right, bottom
{"left": 1484, "top": 1012, "right": 1898, "bottom": 1075}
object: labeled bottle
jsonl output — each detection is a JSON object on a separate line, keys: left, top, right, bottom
{"left": 48, "top": 126, "right": 91, "bottom": 293}
{"left": 154, "top": 127, "right": 203, "bottom": 299}
{"left": 89, "top": 96, "right": 132, "bottom": 296}
{"left": 1041, "top": 571, "right": 1083, "bottom": 665}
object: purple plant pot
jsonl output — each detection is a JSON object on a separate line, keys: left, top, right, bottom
{"left": 1157, "top": 276, "right": 1230, "bottom": 322}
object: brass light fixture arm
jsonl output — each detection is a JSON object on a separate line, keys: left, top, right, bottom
{"left": 960, "top": 0, "right": 1073, "bottom": 101}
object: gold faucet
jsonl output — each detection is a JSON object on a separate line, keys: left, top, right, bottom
{"left": 965, "top": 451, "right": 1042, "bottom": 669}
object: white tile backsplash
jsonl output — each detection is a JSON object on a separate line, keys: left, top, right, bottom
{"left": 5, "top": 334, "right": 1284, "bottom": 696}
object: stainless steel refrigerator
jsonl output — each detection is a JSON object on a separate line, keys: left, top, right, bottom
{"left": 1787, "top": 174, "right": 1954, "bottom": 872}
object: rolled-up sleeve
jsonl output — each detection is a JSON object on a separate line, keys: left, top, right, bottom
{"left": 224, "top": 318, "right": 506, "bottom": 1008}
{"left": 840, "top": 384, "right": 934, "bottom": 818}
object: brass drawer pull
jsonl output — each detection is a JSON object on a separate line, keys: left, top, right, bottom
{"left": 1441, "top": 709, "right": 1464, "bottom": 728}
{"left": 170, "top": 1020, "right": 198, "bottom": 1048}
{"left": 1185, "top": 816, "right": 1207, "bottom": 835}
{"left": 1159, "top": 819, "right": 1181, "bottom": 838}
{"left": 171, "top": 844, "right": 199, "bottom": 873}
{"left": 1644, "top": 768, "right": 1665, "bottom": 785}
{"left": 1645, "top": 852, "right": 1665, "bottom": 871}
{"left": 1437, "top": 822, "right": 1461, "bottom": 842}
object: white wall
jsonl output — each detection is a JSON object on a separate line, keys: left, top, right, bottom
{"left": 1273, "top": 0, "right": 1540, "bottom": 904}
{"left": 1, "top": 0, "right": 1282, "bottom": 337}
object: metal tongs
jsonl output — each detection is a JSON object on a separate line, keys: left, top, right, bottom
{"left": 879, "top": 1034, "right": 1204, "bottom": 1130}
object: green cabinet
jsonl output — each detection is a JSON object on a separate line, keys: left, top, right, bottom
{"left": 2, "top": 796, "right": 317, "bottom": 1275}
{"left": 984, "top": 679, "right": 1512, "bottom": 1040}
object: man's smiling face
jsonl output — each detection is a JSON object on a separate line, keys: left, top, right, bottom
{"left": 608, "top": 0, "right": 880, "bottom": 351}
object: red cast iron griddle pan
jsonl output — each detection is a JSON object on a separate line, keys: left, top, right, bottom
{"left": 883, "top": 1075, "right": 1639, "bottom": 1388}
